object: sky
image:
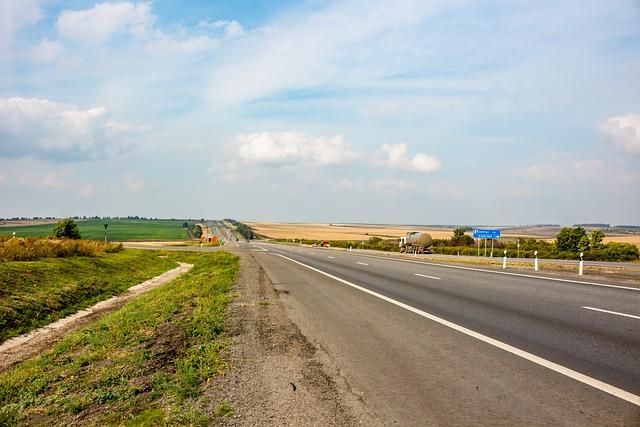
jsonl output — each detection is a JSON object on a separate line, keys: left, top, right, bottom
{"left": 0, "top": 0, "right": 639, "bottom": 225}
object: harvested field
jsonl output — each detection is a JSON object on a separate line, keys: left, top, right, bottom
{"left": 247, "top": 222, "right": 640, "bottom": 248}
{"left": 245, "top": 222, "right": 454, "bottom": 241}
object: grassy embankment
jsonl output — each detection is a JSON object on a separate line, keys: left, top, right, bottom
{"left": 0, "top": 241, "right": 177, "bottom": 342}
{"left": 0, "top": 251, "right": 238, "bottom": 426}
{"left": 0, "top": 219, "right": 188, "bottom": 241}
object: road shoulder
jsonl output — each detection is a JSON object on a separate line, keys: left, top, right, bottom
{"left": 207, "top": 252, "right": 374, "bottom": 425}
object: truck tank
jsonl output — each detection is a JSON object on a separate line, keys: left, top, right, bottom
{"left": 405, "top": 232, "right": 433, "bottom": 247}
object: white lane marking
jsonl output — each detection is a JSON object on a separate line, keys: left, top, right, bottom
{"left": 343, "top": 252, "right": 640, "bottom": 292}
{"left": 274, "top": 253, "right": 640, "bottom": 407}
{"left": 583, "top": 306, "right": 640, "bottom": 320}
{"left": 356, "top": 262, "right": 369, "bottom": 266}
{"left": 414, "top": 273, "right": 441, "bottom": 280}
{"left": 328, "top": 256, "right": 335, "bottom": 259}
{"left": 309, "top": 252, "right": 315, "bottom": 255}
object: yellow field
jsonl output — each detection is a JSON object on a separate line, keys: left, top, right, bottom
{"left": 603, "top": 235, "right": 640, "bottom": 246}
{"left": 245, "top": 222, "right": 640, "bottom": 248}
{"left": 244, "top": 222, "right": 454, "bottom": 240}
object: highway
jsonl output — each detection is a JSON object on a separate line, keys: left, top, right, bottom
{"left": 243, "top": 241, "right": 640, "bottom": 425}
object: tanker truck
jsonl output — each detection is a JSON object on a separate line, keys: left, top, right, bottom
{"left": 399, "top": 232, "right": 433, "bottom": 254}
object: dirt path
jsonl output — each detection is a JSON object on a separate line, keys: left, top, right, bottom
{"left": 205, "top": 252, "right": 373, "bottom": 425}
{"left": 0, "top": 262, "right": 193, "bottom": 373}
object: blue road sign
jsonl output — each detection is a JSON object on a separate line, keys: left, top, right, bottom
{"left": 473, "top": 229, "right": 501, "bottom": 239}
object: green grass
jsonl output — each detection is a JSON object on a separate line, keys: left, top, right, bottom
{"left": 0, "top": 249, "right": 176, "bottom": 342}
{"left": 0, "top": 251, "right": 238, "bottom": 426}
{"left": 0, "top": 219, "right": 189, "bottom": 241}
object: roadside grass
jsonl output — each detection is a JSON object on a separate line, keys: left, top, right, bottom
{"left": 0, "top": 249, "right": 176, "bottom": 342}
{"left": 0, "top": 236, "right": 122, "bottom": 261}
{"left": 0, "top": 219, "right": 188, "bottom": 241}
{"left": 0, "top": 251, "right": 238, "bottom": 426}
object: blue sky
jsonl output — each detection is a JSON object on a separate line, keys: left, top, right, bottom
{"left": 0, "top": 0, "right": 639, "bottom": 225}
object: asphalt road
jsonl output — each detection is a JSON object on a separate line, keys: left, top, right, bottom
{"left": 244, "top": 241, "right": 640, "bottom": 425}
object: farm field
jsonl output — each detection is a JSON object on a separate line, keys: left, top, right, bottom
{"left": 245, "top": 222, "right": 455, "bottom": 241}
{"left": 0, "top": 248, "right": 176, "bottom": 342}
{"left": 0, "top": 251, "right": 238, "bottom": 426}
{"left": 246, "top": 222, "right": 640, "bottom": 248}
{"left": 0, "top": 219, "right": 188, "bottom": 241}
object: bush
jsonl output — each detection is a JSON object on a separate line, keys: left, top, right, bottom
{"left": 52, "top": 218, "right": 81, "bottom": 239}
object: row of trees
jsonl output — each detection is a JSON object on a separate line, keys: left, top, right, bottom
{"left": 429, "top": 226, "right": 638, "bottom": 262}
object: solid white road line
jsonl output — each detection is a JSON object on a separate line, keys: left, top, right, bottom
{"left": 583, "top": 306, "right": 640, "bottom": 320}
{"left": 274, "top": 253, "right": 640, "bottom": 407}
{"left": 414, "top": 273, "right": 441, "bottom": 280}
{"left": 356, "top": 262, "right": 369, "bottom": 266}
{"left": 328, "top": 256, "right": 335, "bottom": 259}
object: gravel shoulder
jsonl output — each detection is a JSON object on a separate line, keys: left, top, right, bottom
{"left": 207, "top": 252, "right": 374, "bottom": 425}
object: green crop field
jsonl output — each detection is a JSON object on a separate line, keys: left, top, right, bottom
{"left": 0, "top": 219, "right": 188, "bottom": 241}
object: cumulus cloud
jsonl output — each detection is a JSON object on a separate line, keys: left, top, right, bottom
{"left": 197, "top": 20, "right": 244, "bottom": 38}
{"left": 374, "top": 178, "right": 416, "bottom": 191}
{"left": 0, "top": 97, "right": 146, "bottom": 161}
{"left": 57, "top": 1, "right": 154, "bottom": 44}
{"left": 234, "top": 131, "right": 359, "bottom": 166}
{"left": 79, "top": 183, "right": 96, "bottom": 196}
{"left": 121, "top": 173, "right": 145, "bottom": 192}
{"left": 599, "top": 114, "right": 640, "bottom": 155}
{"left": 0, "top": 0, "right": 43, "bottom": 55}
{"left": 28, "top": 38, "right": 64, "bottom": 61}
{"left": 374, "top": 143, "right": 440, "bottom": 173}
{"left": 17, "top": 170, "right": 68, "bottom": 190}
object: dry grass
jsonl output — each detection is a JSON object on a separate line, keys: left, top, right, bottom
{"left": 0, "top": 236, "right": 122, "bottom": 261}
{"left": 244, "top": 222, "right": 454, "bottom": 240}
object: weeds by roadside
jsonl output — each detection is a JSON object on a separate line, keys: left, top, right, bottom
{"left": 0, "top": 236, "right": 122, "bottom": 262}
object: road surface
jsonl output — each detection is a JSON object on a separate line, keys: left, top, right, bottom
{"left": 243, "top": 241, "right": 640, "bottom": 425}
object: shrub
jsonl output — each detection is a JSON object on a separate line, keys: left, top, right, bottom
{"left": 0, "top": 237, "right": 123, "bottom": 261}
{"left": 52, "top": 218, "right": 81, "bottom": 239}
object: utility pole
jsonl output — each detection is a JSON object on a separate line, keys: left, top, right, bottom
{"left": 104, "top": 223, "right": 109, "bottom": 242}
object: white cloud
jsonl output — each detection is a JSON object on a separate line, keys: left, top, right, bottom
{"left": 235, "top": 131, "right": 359, "bottom": 166}
{"left": 79, "top": 183, "right": 96, "bottom": 196}
{"left": 0, "top": 0, "right": 43, "bottom": 56}
{"left": 197, "top": 20, "right": 244, "bottom": 38}
{"left": 0, "top": 97, "right": 146, "bottom": 161}
{"left": 374, "top": 178, "right": 416, "bottom": 191}
{"left": 374, "top": 143, "right": 440, "bottom": 173}
{"left": 57, "top": 1, "right": 154, "bottom": 44}
{"left": 525, "top": 158, "right": 639, "bottom": 189}
{"left": 599, "top": 114, "right": 640, "bottom": 155}
{"left": 28, "top": 38, "right": 64, "bottom": 62}
{"left": 121, "top": 173, "right": 145, "bottom": 192}
{"left": 16, "top": 170, "right": 68, "bottom": 190}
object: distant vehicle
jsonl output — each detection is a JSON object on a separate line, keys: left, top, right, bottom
{"left": 399, "top": 232, "right": 433, "bottom": 254}
{"left": 320, "top": 241, "right": 330, "bottom": 247}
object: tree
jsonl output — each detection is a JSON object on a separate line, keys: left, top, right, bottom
{"left": 555, "top": 227, "right": 587, "bottom": 252}
{"left": 590, "top": 229, "right": 605, "bottom": 249}
{"left": 52, "top": 218, "right": 81, "bottom": 239}
{"left": 451, "top": 227, "right": 475, "bottom": 246}
{"left": 578, "top": 235, "right": 590, "bottom": 252}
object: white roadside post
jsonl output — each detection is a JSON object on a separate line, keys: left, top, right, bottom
{"left": 534, "top": 250, "right": 539, "bottom": 271}
{"left": 12, "top": 232, "right": 16, "bottom": 238}
{"left": 349, "top": 245, "right": 352, "bottom": 252}
{"left": 579, "top": 252, "right": 584, "bottom": 275}
{"left": 503, "top": 250, "right": 507, "bottom": 269}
